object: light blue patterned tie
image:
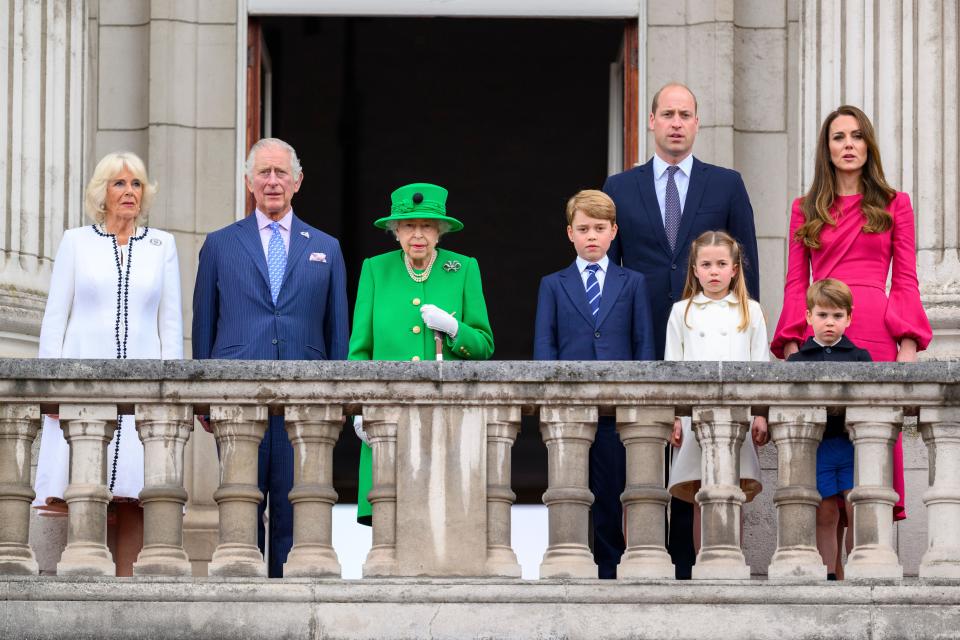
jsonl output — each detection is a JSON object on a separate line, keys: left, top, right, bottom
{"left": 664, "top": 165, "right": 682, "bottom": 252}
{"left": 585, "top": 263, "right": 601, "bottom": 325}
{"left": 267, "top": 221, "right": 286, "bottom": 305}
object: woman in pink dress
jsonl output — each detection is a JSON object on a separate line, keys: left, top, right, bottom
{"left": 771, "top": 105, "right": 932, "bottom": 524}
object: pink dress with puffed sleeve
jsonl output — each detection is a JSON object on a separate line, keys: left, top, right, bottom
{"left": 771, "top": 192, "right": 932, "bottom": 519}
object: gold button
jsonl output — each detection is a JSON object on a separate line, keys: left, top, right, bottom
{"left": 412, "top": 298, "right": 421, "bottom": 306}
{"left": 412, "top": 326, "right": 421, "bottom": 334}
{"left": 412, "top": 355, "right": 421, "bottom": 362}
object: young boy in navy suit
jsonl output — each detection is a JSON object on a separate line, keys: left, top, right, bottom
{"left": 534, "top": 189, "right": 655, "bottom": 578}
{"left": 787, "top": 278, "right": 871, "bottom": 580}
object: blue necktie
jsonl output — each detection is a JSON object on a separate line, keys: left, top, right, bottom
{"left": 585, "top": 263, "right": 601, "bottom": 325}
{"left": 664, "top": 165, "right": 682, "bottom": 251}
{"left": 267, "top": 221, "right": 286, "bottom": 305}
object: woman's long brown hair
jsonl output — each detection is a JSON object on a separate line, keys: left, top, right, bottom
{"left": 682, "top": 230, "right": 751, "bottom": 332}
{"left": 795, "top": 105, "right": 895, "bottom": 249}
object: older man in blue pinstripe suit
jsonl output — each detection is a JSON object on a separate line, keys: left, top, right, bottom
{"left": 192, "top": 137, "right": 350, "bottom": 577}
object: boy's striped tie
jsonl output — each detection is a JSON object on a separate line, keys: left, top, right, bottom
{"left": 585, "top": 263, "right": 601, "bottom": 325}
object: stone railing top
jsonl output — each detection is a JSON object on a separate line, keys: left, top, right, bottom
{"left": 1, "top": 359, "right": 956, "bottom": 411}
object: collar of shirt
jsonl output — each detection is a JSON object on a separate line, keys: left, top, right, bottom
{"left": 691, "top": 291, "right": 739, "bottom": 306}
{"left": 575, "top": 255, "right": 609, "bottom": 293}
{"left": 812, "top": 335, "right": 845, "bottom": 348}
{"left": 255, "top": 208, "right": 293, "bottom": 257}
{"left": 651, "top": 153, "right": 695, "bottom": 222}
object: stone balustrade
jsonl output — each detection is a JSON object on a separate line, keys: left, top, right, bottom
{"left": 0, "top": 358, "right": 957, "bottom": 582}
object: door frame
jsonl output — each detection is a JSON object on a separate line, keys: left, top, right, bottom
{"left": 235, "top": 1, "right": 646, "bottom": 209}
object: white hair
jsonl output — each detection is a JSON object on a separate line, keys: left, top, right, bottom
{"left": 84, "top": 151, "right": 157, "bottom": 224}
{"left": 386, "top": 219, "right": 451, "bottom": 237}
{"left": 244, "top": 137, "right": 302, "bottom": 181}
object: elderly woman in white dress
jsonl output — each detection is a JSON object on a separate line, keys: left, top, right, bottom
{"left": 34, "top": 151, "right": 183, "bottom": 576}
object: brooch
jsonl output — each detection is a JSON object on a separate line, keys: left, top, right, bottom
{"left": 150, "top": 238, "right": 161, "bottom": 246}
{"left": 442, "top": 260, "right": 461, "bottom": 272}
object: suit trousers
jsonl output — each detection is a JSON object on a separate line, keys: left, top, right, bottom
{"left": 258, "top": 414, "right": 294, "bottom": 578}
{"left": 589, "top": 416, "right": 626, "bottom": 579}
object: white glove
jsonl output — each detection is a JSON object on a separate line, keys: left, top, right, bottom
{"left": 420, "top": 304, "right": 458, "bottom": 338}
{"left": 353, "top": 416, "right": 369, "bottom": 444}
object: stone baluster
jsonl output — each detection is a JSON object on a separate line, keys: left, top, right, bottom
{"left": 484, "top": 406, "right": 522, "bottom": 577}
{"left": 132, "top": 404, "right": 194, "bottom": 576}
{"left": 616, "top": 406, "right": 674, "bottom": 579}
{"left": 56, "top": 404, "right": 118, "bottom": 576}
{"left": 918, "top": 407, "right": 960, "bottom": 579}
{"left": 0, "top": 404, "right": 41, "bottom": 574}
{"left": 691, "top": 406, "right": 750, "bottom": 580}
{"left": 767, "top": 406, "right": 828, "bottom": 580}
{"left": 539, "top": 406, "right": 597, "bottom": 579}
{"left": 362, "top": 405, "right": 402, "bottom": 577}
{"left": 283, "top": 404, "right": 343, "bottom": 578}
{"left": 207, "top": 405, "right": 268, "bottom": 577}
{"left": 844, "top": 406, "right": 903, "bottom": 579}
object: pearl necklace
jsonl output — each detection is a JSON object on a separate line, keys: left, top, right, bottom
{"left": 404, "top": 250, "right": 437, "bottom": 283}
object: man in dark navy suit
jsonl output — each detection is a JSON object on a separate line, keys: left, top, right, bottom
{"left": 603, "top": 83, "right": 760, "bottom": 579}
{"left": 192, "top": 138, "right": 349, "bottom": 577}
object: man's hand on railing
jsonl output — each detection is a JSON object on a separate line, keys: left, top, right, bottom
{"left": 670, "top": 418, "right": 683, "bottom": 447}
{"left": 751, "top": 415, "right": 769, "bottom": 446}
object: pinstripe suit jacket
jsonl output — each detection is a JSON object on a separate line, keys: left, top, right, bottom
{"left": 192, "top": 212, "right": 349, "bottom": 361}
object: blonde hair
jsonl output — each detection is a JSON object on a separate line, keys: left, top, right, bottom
{"left": 565, "top": 189, "right": 616, "bottom": 225}
{"left": 806, "top": 278, "right": 854, "bottom": 313}
{"left": 682, "top": 230, "right": 752, "bottom": 332}
{"left": 795, "top": 105, "right": 895, "bottom": 249}
{"left": 84, "top": 152, "right": 156, "bottom": 224}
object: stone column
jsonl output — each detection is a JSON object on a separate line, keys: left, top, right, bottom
{"left": 0, "top": 403, "right": 41, "bottom": 574}
{"left": 616, "top": 406, "right": 674, "bottom": 579}
{"left": 362, "top": 405, "right": 401, "bottom": 577}
{"left": 207, "top": 404, "right": 268, "bottom": 578}
{"left": 484, "top": 406, "right": 521, "bottom": 578}
{"left": 767, "top": 406, "right": 827, "bottom": 580}
{"left": 0, "top": 0, "right": 85, "bottom": 357}
{"left": 56, "top": 404, "right": 117, "bottom": 576}
{"left": 539, "top": 406, "right": 597, "bottom": 579}
{"left": 845, "top": 406, "right": 903, "bottom": 580}
{"left": 282, "top": 404, "right": 342, "bottom": 578}
{"left": 799, "top": 0, "right": 960, "bottom": 358}
{"left": 918, "top": 407, "right": 960, "bottom": 579}
{"left": 691, "top": 406, "right": 750, "bottom": 580}
{"left": 132, "top": 403, "right": 193, "bottom": 576}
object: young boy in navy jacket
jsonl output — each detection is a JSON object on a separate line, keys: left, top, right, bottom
{"left": 787, "top": 278, "right": 871, "bottom": 579}
{"left": 534, "top": 190, "right": 655, "bottom": 578}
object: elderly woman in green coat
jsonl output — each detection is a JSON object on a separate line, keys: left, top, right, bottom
{"left": 352, "top": 182, "right": 494, "bottom": 524}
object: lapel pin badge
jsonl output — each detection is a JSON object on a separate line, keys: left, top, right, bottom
{"left": 300, "top": 231, "right": 310, "bottom": 239}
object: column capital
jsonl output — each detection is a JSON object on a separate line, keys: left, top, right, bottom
{"left": 59, "top": 404, "right": 117, "bottom": 422}
{"left": 768, "top": 406, "right": 826, "bottom": 425}
{"left": 616, "top": 405, "right": 674, "bottom": 426}
{"left": 285, "top": 403, "right": 343, "bottom": 424}
{"left": 919, "top": 407, "right": 960, "bottom": 425}
{"left": 846, "top": 406, "right": 904, "bottom": 424}
{"left": 135, "top": 403, "right": 194, "bottom": 423}
{"left": 210, "top": 404, "right": 268, "bottom": 423}
{"left": 0, "top": 404, "right": 40, "bottom": 422}
{"left": 540, "top": 405, "right": 597, "bottom": 425}
{"left": 693, "top": 406, "right": 751, "bottom": 424}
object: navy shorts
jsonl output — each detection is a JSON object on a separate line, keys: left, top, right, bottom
{"left": 817, "top": 436, "right": 854, "bottom": 499}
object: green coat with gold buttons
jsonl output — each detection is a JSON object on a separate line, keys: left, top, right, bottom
{"left": 351, "top": 248, "right": 494, "bottom": 522}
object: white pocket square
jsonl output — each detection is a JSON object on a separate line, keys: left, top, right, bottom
{"left": 309, "top": 252, "right": 327, "bottom": 263}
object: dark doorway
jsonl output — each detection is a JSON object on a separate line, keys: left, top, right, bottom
{"left": 260, "top": 16, "right": 625, "bottom": 503}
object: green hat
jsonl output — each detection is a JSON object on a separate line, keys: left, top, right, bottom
{"left": 374, "top": 183, "right": 464, "bottom": 233}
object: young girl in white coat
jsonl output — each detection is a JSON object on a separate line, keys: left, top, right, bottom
{"left": 666, "top": 230, "right": 769, "bottom": 552}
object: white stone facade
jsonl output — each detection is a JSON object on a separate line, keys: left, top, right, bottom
{"left": 2, "top": 0, "right": 958, "bottom": 576}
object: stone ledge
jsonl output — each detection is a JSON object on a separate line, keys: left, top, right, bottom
{"left": 2, "top": 578, "right": 960, "bottom": 639}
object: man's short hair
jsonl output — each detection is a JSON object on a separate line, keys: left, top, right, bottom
{"left": 806, "top": 278, "right": 854, "bottom": 313}
{"left": 565, "top": 190, "right": 616, "bottom": 225}
{"left": 650, "top": 83, "right": 699, "bottom": 115}
{"left": 245, "top": 137, "right": 302, "bottom": 181}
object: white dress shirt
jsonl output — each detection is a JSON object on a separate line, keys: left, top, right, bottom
{"left": 652, "top": 153, "right": 694, "bottom": 224}
{"left": 255, "top": 208, "right": 292, "bottom": 258}
{"left": 575, "top": 254, "right": 609, "bottom": 294}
